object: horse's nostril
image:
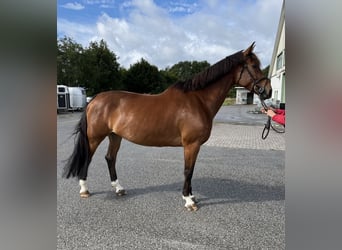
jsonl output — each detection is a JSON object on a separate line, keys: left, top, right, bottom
{"left": 261, "top": 90, "right": 272, "bottom": 100}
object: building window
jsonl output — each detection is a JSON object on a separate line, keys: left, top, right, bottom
{"left": 274, "top": 90, "right": 278, "bottom": 101}
{"left": 276, "top": 51, "right": 284, "bottom": 70}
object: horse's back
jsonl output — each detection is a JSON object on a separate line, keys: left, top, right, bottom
{"left": 86, "top": 90, "right": 184, "bottom": 146}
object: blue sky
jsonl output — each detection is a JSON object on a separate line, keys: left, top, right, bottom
{"left": 57, "top": 0, "right": 283, "bottom": 69}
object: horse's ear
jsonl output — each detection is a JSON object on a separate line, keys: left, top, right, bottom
{"left": 243, "top": 42, "right": 256, "bottom": 56}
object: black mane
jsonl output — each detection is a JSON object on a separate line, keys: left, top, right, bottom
{"left": 171, "top": 50, "right": 245, "bottom": 91}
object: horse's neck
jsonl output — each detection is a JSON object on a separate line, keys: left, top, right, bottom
{"left": 198, "top": 75, "right": 235, "bottom": 118}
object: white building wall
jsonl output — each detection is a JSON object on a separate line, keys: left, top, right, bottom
{"left": 270, "top": 75, "right": 281, "bottom": 103}
{"left": 236, "top": 88, "right": 247, "bottom": 104}
{"left": 235, "top": 87, "right": 259, "bottom": 104}
{"left": 271, "top": 24, "right": 285, "bottom": 78}
{"left": 269, "top": 1, "right": 285, "bottom": 104}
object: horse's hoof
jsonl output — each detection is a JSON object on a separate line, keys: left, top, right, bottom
{"left": 80, "top": 191, "right": 90, "bottom": 198}
{"left": 116, "top": 189, "right": 126, "bottom": 196}
{"left": 190, "top": 196, "right": 199, "bottom": 204}
{"left": 185, "top": 204, "right": 198, "bottom": 211}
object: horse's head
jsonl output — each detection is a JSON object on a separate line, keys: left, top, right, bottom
{"left": 235, "top": 42, "right": 272, "bottom": 100}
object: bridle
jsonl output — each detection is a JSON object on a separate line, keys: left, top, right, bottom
{"left": 236, "top": 63, "right": 280, "bottom": 139}
{"left": 236, "top": 64, "right": 270, "bottom": 103}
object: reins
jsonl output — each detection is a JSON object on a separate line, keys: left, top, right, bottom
{"left": 260, "top": 99, "right": 285, "bottom": 140}
{"left": 260, "top": 99, "right": 271, "bottom": 140}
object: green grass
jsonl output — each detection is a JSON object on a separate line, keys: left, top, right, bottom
{"left": 222, "top": 98, "right": 236, "bottom": 106}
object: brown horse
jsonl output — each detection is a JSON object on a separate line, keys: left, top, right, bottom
{"left": 63, "top": 43, "right": 272, "bottom": 211}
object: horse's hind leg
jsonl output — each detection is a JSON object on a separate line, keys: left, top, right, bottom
{"left": 105, "top": 133, "right": 126, "bottom": 196}
{"left": 79, "top": 134, "right": 106, "bottom": 198}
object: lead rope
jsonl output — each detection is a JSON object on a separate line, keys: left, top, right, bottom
{"left": 262, "top": 117, "right": 271, "bottom": 140}
{"left": 260, "top": 100, "right": 271, "bottom": 140}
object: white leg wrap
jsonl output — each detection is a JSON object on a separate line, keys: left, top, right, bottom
{"left": 111, "top": 180, "right": 124, "bottom": 193}
{"left": 79, "top": 179, "right": 88, "bottom": 193}
{"left": 182, "top": 195, "right": 195, "bottom": 207}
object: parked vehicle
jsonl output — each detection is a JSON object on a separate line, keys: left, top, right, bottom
{"left": 68, "top": 87, "right": 87, "bottom": 111}
{"left": 57, "top": 85, "right": 70, "bottom": 112}
{"left": 86, "top": 96, "right": 93, "bottom": 104}
{"left": 57, "top": 85, "right": 86, "bottom": 112}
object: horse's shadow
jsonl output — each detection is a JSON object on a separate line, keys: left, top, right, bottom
{"left": 101, "top": 177, "right": 284, "bottom": 207}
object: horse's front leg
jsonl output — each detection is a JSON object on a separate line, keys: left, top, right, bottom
{"left": 182, "top": 143, "right": 200, "bottom": 211}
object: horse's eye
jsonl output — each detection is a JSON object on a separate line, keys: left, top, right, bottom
{"left": 252, "top": 64, "right": 258, "bottom": 69}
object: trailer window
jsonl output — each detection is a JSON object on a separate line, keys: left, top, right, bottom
{"left": 81, "top": 90, "right": 85, "bottom": 95}
{"left": 58, "top": 87, "right": 65, "bottom": 92}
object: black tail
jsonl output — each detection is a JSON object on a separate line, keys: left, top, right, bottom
{"left": 63, "top": 111, "right": 91, "bottom": 179}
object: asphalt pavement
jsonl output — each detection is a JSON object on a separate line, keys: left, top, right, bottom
{"left": 57, "top": 105, "right": 285, "bottom": 249}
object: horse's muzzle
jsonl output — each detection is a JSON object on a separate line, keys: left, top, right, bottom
{"left": 260, "top": 78, "right": 272, "bottom": 100}
{"left": 253, "top": 77, "right": 272, "bottom": 100}
{"left": 255, "top": 85, "right": 272, "bottom": 100}
{"left": 261, "top": 88, "right": 272, "bottom": 100}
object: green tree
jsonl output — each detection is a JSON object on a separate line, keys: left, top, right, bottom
{"left": 262, "top": 65, "right": 270, "bottom": 77}
{"left": 57, "top": 37, "right": 121, "bottom": 96}
{"left": 167, "top": 60, "right": 210, "bottom": 81}
{"left": 227, "top": 84, "right": 237, "bottom": 98}
{"left": 82, "top": 40, "right": 121, "bottom": 96}
{"left": 123, "top": 59, "right": 163, "bottom": 94}
{"left": 57, "top": 37, "right": 84, "bottom": 86}
{"left": 159, "top": 67, "right": 178, "bottom": 89}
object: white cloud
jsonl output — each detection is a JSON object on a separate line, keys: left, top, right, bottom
{"left": 58, "top": 0, "right": 282, "bottom": 69}
{"left": 168, "top": 1, "right": 198, "bottom": 14}
{"left": 84, "top": 0, "right": 115, "bottom": 5}
{"left": 57, "top": 18, "right": 95, "bottom": 45}
{"left": 61, "top": 2, "right": 85, "bottom": 10}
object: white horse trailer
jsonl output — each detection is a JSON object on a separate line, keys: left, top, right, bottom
{"left": 68, "top": 87, "right": 87, "bottom": 111}
{"left": 57, "top": 85, "right": 86, "bottom": 112}
{"left": 57, "top": 85, "right": 70, "bottom": 112}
